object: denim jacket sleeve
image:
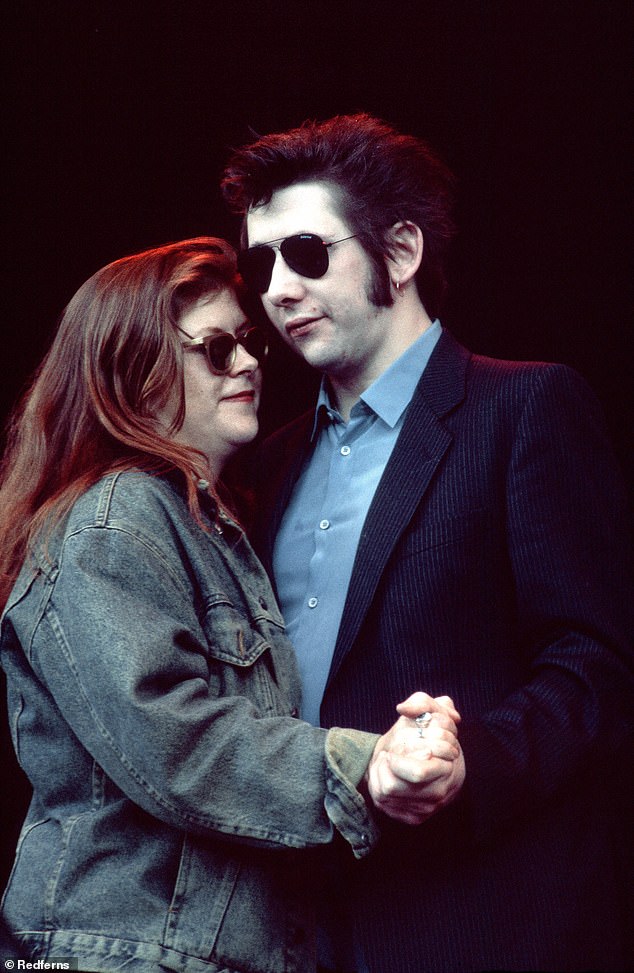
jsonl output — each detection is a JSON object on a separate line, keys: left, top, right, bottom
{"left": 15, "top": 481, "right": 380, "bottom": 859}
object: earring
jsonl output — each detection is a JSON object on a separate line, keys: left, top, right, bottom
{"left": 394, "top": 279, "right": 400, "bottom": 291}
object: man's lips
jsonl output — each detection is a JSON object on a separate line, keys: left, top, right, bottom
{"left": 285, "top": 316, "right": 323, "bottom": 338}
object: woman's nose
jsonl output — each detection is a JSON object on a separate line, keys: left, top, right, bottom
{"left": 230, "top": 341, "right": 259, "bottom": 374}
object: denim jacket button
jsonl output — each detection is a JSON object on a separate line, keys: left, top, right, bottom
{"left": 258, "top": 596, "right": 268, "bottom": 609}
{"left": 290, "top": 707, "right": 299, "bottom": 718}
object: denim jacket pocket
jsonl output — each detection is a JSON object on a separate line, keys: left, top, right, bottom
{"left": 162, "top": 836, "right": 313, "bottom": 973}
{"left": 161, "top": 835, "right": 240, "bottom": 964}
{"left": 202, "top": 594, "right": 271, "bottom": 667}
{"left": 201, "top": 596, "right": 286, "bottom": 717}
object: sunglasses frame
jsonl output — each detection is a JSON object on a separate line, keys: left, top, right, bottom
{"left": 238, "top": 233, "right": 357, "bottom": 293}
{"left": 177, "top": 325, "right": 268, "bottom": 375}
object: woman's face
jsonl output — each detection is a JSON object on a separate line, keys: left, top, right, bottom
{"left": 168, "top": 288, "right": 262, "bottom": 474}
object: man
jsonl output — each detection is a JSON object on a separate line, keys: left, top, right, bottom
{"left": 222, "top": 114, "right": 633, "bottom": 973}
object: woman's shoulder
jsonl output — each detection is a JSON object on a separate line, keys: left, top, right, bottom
{"left": 66, "top": 470, "right": 190, "bottom": 536}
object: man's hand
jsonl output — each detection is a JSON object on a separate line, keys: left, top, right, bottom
{"left": 366, "top": 692, "right": 466, "bottom": 825}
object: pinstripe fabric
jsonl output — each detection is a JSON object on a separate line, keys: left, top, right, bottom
{"left": 253, "top": 330, "right": 633, "bottom": 972}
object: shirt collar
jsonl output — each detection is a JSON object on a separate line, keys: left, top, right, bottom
{"left": 310, "top": 320, "right": 442, "bottom": 439}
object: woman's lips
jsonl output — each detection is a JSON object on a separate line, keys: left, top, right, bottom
{"left": 221, "top": 389, "right": 256, "bottom": 403}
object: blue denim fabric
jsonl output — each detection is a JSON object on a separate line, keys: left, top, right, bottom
{"left": 1, "top": 471, "right": 379, "bottom": 973}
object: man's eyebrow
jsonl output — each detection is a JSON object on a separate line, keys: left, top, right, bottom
{"left": 247, "top": 235, "right": 288, "bottom": 247}
{"left": 246, "top": 233, "right": 317, "bottom": 248}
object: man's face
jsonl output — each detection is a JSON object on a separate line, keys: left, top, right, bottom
{"left": 245, "top": 181, "right": 401, "bottom": 393}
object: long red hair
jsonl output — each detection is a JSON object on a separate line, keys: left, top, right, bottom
{"left": 0, "top": 236, "right": 246, "bottom": 607}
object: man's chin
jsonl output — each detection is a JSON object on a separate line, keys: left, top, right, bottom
{"left": 286, "top": 338, "right": 334, "bottom": 371}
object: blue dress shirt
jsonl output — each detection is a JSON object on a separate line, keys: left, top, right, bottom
{"left": 273, "top": 321, "right": 441, "bottom": 726}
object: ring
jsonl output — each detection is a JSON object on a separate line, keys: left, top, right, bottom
{"left": 415, "top": 712, "right": 433, "bottom": 737}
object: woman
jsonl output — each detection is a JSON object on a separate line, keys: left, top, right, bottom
{"left": 0, "top": 238, "right": 459, "bottom": 973}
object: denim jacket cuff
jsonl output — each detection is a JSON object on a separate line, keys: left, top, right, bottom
{"left": 324, "top": 727, "right": 381, "bottom": 859}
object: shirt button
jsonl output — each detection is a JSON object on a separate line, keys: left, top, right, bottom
{"left": 340, "top": 445, "right": 351, "bottom": 456}
{"left": 308, "top": 597, "right": 318, "bottom": 608}
{"left": 319, "top": 519, "right": 330, "bottom": 530}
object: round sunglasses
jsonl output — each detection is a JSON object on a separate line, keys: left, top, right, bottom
{"left": 177, "top": 325, "right": 268, "bottom": 374}
{"left": 237, "top": 233, "right": 357, "bottom": 293}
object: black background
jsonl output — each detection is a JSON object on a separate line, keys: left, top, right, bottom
{"left": 1, "top": 0, "right": 632, "bottom": 887}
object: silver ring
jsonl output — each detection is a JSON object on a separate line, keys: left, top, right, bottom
{"left": 415, "top": 712, "right": 433, "bottom": 737}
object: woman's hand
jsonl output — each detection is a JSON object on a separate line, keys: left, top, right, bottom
{"left": 365, "top": 692, "right": 466, "bottom": 825}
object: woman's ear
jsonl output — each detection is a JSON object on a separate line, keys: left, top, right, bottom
{"left": 385, "top": 220, "right": 423, "bottom": 288}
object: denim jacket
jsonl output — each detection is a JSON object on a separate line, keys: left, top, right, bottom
{"left": 1, "top": 471, "right": 380, "bottom": 973}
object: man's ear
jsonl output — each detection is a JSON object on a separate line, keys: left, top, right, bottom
{"left": 385, "top": 220, "right": 423, "bottom": 287}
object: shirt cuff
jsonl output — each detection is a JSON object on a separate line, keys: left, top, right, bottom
{"left": 324, "top": 727, "right": 381, "bottom": 858}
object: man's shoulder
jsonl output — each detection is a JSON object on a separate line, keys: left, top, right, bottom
{"left": 465, "top": 353, "right": 595, "bottom": 411}
{"left": 436, "top": 330, "right": 588, "bottom": 398}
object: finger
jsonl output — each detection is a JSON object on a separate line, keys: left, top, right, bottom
{"left": 395, "top": 691, "right": 440, "bottom": 715}
{"left": 372, "top": 751, "right": 467, "bottom": 824}
{"left": 379, "top": 712, "right": 457, "bottom": 747}
{"left": 390, "top": 729, "right": 459, "bottom": 762}
{"left": 369, "top": 750, "right": 435, "bottom": 799}
{"left": 386, "top": 751, "right": 456, "bottom": 786}
{"left": 368, "top": 754, "right": 458, "bottom": 824}
{"left": 375, "top": 780, "right": 452, "bottom": 822}
{"left": 396, "top": 692, "right": 460, "bottom": 723}
{"left": 367, "top": 750, "right": 403, "bottom": 803}
{"left": 421, "top": 721, "right": 460, "bottom": 750}
{"left": 434, "top": 695, "right": 461, "bottom": 722}
{"left": 388, "top": 713, "right": 460, "bottom": 752}
{"left": 427, "top": 713, "right": 458, "bottom": 737}
{"left": 421, "top": 736, "right": 460, "bottom": 761}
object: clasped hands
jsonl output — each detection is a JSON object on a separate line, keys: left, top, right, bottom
{"left": 365, "top": 692, "right": 466, "bottom": 825}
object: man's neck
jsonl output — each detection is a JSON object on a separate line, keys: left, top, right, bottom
{"left": 329, "top": 303, "right": 434, "bottom": 421}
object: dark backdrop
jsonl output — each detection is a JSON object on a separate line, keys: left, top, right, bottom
{"left": 1, "top": 0, "right": 632, "bottom": 888}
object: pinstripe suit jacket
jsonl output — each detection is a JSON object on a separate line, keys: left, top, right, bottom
{"left": 253, "top": 329, "right": 633, "bottom": 972}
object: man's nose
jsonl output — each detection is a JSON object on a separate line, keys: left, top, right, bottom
{"left": 265, "top": 250, "right": 306, "bottom": 304}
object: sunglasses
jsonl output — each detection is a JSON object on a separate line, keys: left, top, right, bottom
{"left": 177, "top": 325, "right": 268, "bottom": 375}
{"left": 237, "top": 233, "right": 357, "bottom": 293}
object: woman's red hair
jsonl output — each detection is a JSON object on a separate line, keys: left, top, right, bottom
{"left": 0, "top": 236, "right": 246, "bottom": 607}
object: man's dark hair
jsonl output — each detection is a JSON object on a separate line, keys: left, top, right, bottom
{"left": 222, "top": 113, "right": 456, "bottom": 317}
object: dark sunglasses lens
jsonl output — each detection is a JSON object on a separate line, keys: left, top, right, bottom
{"left": 238, "top": 234, "right": 329, "bottom": 292}
{"left": 205, "top": 334, "right": 236, "bottom": 372}
{"left": 241, "top": 328, "right": 268, "bottom": 363}
{"left": 281, "top": 234, "right": 329, "bottom": 279}
{"left": 238, "top": 247, "right": 275, "bottom": 293}
{"left": 204, "top": 330, "right": 267, "bottom": 373}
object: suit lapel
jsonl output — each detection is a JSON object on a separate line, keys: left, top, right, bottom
{"left": 326, "top": 331, "right": 470, "bottom": 687}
